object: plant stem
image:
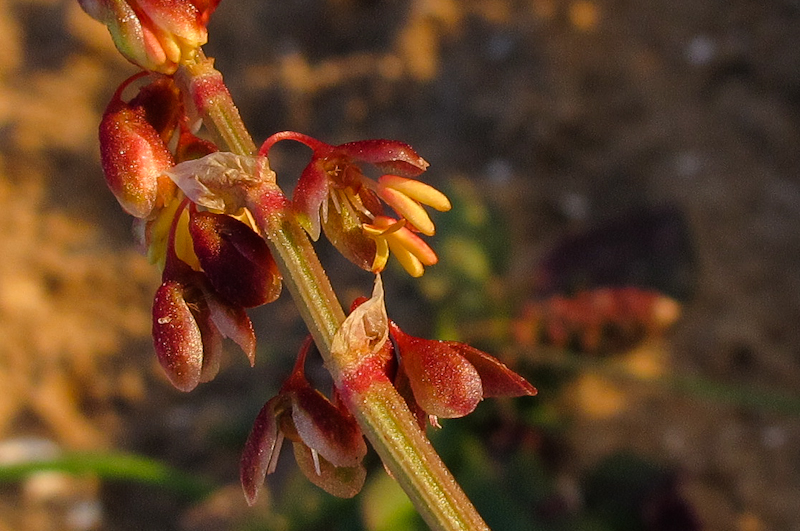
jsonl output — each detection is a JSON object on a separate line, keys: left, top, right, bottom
{"left": 353, "top": 381, "right": 490, "bottom": 530}
{"left": 176, "top": 52, "right": 257, "bottom": 156}
{"left": 0, "top": 452, "right": 213, "bottom": 501}
{"left": 176, "top": 54, "right": 490, "bottom": 531}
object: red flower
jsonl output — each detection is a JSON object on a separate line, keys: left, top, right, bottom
{"left": 151, "top": 200, "right": 284, "bottom": 391}
{"left": 259, "top": 133, "right": 449, "bottom": 276}
{"left": 99, "top": 74, "right": 177, "bottom": 218}
{"left": 337, "top": 276, "right": 537, "bottom": 431}
{"left": 152, "top": 256, "right": 255, "bottom": 391}
{"left": 240, "top": 338, "right": 367, "bottom": 504}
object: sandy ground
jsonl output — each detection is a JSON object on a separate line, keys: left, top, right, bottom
{"left": 1, "top": 0, "right": 800, "bottom": 529}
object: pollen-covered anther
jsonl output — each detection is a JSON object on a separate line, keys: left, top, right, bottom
{"left": 377, "top": 175, "right": 451, "bottom": 236}
{"left": 363, "top": 216, "right": 437, "bottom": 277}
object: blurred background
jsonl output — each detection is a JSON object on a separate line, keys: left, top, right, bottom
{"left": 1, "top": 0, "right": 799, "bottom": 529}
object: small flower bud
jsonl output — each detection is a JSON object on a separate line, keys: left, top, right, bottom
{"left": 389, "top": 321, "right": 536, "bottom": 421}
{"left": 152, "top": 278, "right": 204, "bottom": 392}
{"left": 392, "top": 327, "right": 483, "bottom": 419}
{"left": 78, "top": 0, "right": 220, "bottom": 74}
{"left": 99, "top": 97, "right": 176, "bottom": 219}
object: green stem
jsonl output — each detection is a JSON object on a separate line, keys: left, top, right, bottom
{"left": 254, "top": 199, "right": 346, "bottom": 355}
{"left": 176, "top": 52, "right": 257, "bottom": 156}
{"left": 354, "top": 382, "right": 490, "bottom": 530}
{"left": 175, "top": 55, "right": 490, "bottom": 531}
{"left": 0, "top": 452, "right": 213, "bottom": 501}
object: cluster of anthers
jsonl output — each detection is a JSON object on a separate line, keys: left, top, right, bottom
{"left": 82, "top": 0, "right": 536, "bottom": 506}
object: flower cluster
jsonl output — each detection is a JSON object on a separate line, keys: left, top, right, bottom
{"left": 99, "top": 73, "right": 282, "bottom": 391}
{"left": 240, "top": 337, "right": 369, "bottom": 503}
{"left": 241, "top": 278, "right": 535, "bottom": 502}
{"left": 260, "top": 132, "right": 452, "bottom": 277}
{"left": 515, "top": 287, "right": 681, "bottom": 354}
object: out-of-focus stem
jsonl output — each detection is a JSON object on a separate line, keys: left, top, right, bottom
{"left": 175, "top": 52, "right": 490, "bottom": 531}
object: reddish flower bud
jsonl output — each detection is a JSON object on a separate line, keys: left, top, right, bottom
{"left": 188, "top": 209, "right": 282, "bottom": 308}
{"left": 152, "top": 278, "right": 204, "bottom": 391}
{"left": 389, "top": 322, "right": 536, "bottom": 423}
{"left": 78, "top": 0, "right": 220, "bottom": 74}
{"left": 99, "top": 78, "right": 176, "bottom": 218}
{"left": 391, "top": 325, "right": 483, "bottom": 419}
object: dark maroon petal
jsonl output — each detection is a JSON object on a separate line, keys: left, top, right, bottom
{"left": 292, "top": 158, "right": 331, "bottom": 240}
{"left": 291, "top": 387, "right": 367, "bottom": 468}
{"left": 292, "top": 443, "right": 366, "bottom": 498}
{"left": 189, "top": 210, "right": 281, "bottom": 308}
{"left": 393, "top": 328, "right": 483, "bottom": 419}
{"left": 152, "top": 280, "right": 203, "bottom": 392}
{"left": 335, "top": 139, "right": 429, "bottom": 177}
{"left": 129, "top": 77, "right": 182, "bottom": 143}
{"left": 240, "top": 398, "right": 282, "bottom": 506}
{"left": 452, "top": 344, "right": 537, "bottom": 398}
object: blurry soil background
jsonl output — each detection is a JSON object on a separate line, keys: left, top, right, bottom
{"left": 1, "top": 0, "right": 800, "bottom": 530}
